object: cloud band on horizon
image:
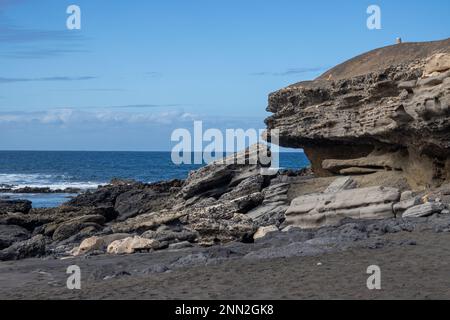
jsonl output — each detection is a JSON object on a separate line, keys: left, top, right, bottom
{"left": 0, "top": 76, "right": 97, "bottom": 83}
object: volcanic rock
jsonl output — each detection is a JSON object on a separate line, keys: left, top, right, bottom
{"left": 0, "top": 225, "right": 30, "bottom": 249}
{"left": 0, "top": 235, "right": 47, "bottom": 261}
{"left": 52, "top": 214, "right": 105, "bottom": 241}
{"left": 0, "top": 200, "right": 32, "bottom": 214}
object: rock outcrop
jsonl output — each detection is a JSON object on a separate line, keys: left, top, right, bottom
{"left": 285, "top": 176, "right": 400, "bottom": 228}
{"left": 265, "top": 38, "right": 450, "bottom": 189}
{"left": 0, "top": 225, "right": 30, "bottom": 249}
{"left": 0, "top": 144, "right": 290, "bottom": 260}
{"left": 0, "top": 200, "right": 32, "bottom": 214}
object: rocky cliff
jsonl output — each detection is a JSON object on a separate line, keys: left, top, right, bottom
{"left": 265, "top": 39, "right": 450, "bottom": 189}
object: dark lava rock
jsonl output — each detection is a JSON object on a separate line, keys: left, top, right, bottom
{"left": 0, "top": 200, "right": 32, "bottom": 214}
{"left": 114, "top": 188, "right": 171, "bottom": 221}
{"left": 66, "top": 180, "right": 143, "bottom": 208}
{"left": 0, "top": 225, "right": 30, "bottom": 249}
{"left": 0, "top": 235, "right": 48, "bottom": 261}
{"left": 52, "top": 215, "right": 105, "bottom": 241}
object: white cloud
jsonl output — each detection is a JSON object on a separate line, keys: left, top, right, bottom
{"left": 0, "top": 109, "right": 197, "bottom": 125}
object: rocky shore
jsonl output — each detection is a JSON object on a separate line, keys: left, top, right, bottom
{"left": 1, "top": 158, "right": 449, "bottom": 262}
{"left": 0, "top": 185, "right": 83, "bottom": 194}
{"left": 1, "top": 39, "right": 450, "bottom": 299}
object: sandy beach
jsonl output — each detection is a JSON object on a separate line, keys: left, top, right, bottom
{"left": 1, "top": 217, "right": 450, "bottom": 300}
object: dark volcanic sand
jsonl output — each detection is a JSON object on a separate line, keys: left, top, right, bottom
{"left": 2, "top": 217, "right": 450, "bottom": 300}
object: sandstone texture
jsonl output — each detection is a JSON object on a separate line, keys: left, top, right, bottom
{"left": 286, "top": 177, "right": 400, "bottom": 228}
{"left": 107, "top": 236, "right": 160, "bottom": 255}
{"left": 265, "top": 39, "right": 450, "bottom": 189}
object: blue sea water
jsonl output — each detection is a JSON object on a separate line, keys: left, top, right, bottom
{"left": 0, "top": 151, "right": 310, "bottom": 207}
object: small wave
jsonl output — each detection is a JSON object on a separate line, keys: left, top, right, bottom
{"left": 11, "top": 182, "right": 104, "bottom": 191}
{"left": 0, "top": 173, "right": 54, "bottom": 183}
{"left": 0, "top": 173, "right": 105, "bottom": 191}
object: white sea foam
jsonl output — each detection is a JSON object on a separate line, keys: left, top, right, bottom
{"left": 0, "top": 173, "right": 104, "bottom": 191}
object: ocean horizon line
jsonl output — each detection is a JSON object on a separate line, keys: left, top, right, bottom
{"left": 0, "top": 149, "right": 305, "bottom": 153}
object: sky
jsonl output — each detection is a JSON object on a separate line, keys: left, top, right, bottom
{"left": 0, "top": 0, "right": 449, "bottom": 151}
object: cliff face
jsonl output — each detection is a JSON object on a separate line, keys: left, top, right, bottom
{"left": 266, "top": 39, "right": 450, "bottom": 189}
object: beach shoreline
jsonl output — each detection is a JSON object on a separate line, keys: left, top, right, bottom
{"left": 1, "top": 220, "right": 449, "bottom": 300}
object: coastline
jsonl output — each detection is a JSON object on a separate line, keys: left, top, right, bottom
{"left": 1, "top": 39, "right": 450, "bottom": 300}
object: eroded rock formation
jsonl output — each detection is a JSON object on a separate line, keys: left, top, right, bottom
{"left": 265, "top": 39, "right": 450, "bottom": 189}
{"left": 0, "top": 144, "right": 291, "bottom": 260}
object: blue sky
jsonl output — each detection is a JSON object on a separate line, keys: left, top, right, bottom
{"left": 0, "top": 0, "right": 449, "bottom": 150}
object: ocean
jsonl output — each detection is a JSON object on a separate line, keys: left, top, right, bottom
{"left": 0, "top": 151, "right": 310, "bottom": 208}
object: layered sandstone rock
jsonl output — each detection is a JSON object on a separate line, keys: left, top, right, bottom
{"left": 265, "top": 38, "right": 450, "bottom": 188}
{"left": 285, "top": 183, "right": 400, "bottom": 229}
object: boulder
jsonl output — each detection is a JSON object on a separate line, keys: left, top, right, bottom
{"left": 52, "top": 215, "right": 105, "bottom": 241}
{"left": 0, "top": 235, "right": 47, "bottom": 261}
{"left": 402, "top": 202, "right": 445, "bottom": 218}
{"left": 70, "top": 233, "right": 131, "bottom": 256}
{"left": 0, "top": 200, "right": 32, "bottom": 214}
{"left": 106, "top": 236, "right": 160, "bottom": 254}
{"left": 70, "top": 236, "right": 105, "bottom": 256}
{"left": 66, "top": 180, "right": 142, "bottom": 207}
{"left": 393, "top": 197, "right": 422, "bottom": 215}
{"left": 286, "top": 186, "right": 399, "bottom": 229}
{"left": 0, "top": 225, "right": 30, "bottom": 249}
{"left": 253, "top": 225, "right": 279, "bottom": 240}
